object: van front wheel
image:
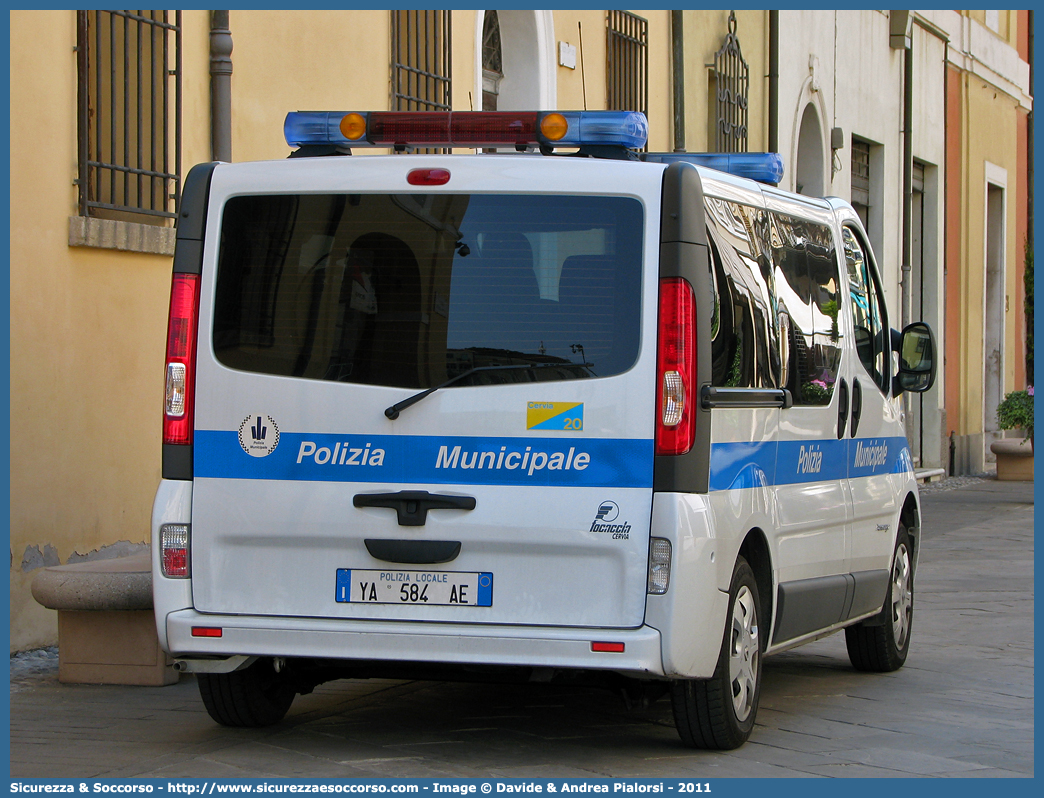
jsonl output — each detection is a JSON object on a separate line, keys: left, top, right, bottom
{"left": 197, "top": 658, "right": 296, "bottom": 727}
{"left": 670, "top": 556, "right": 762, "bottom": 749}
{"left": 845, "top": 524, "right": 913, "bottom": 672}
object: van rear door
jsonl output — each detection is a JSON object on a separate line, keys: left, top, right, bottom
{"left": 189, "top": 157, "right": 662, "bottom": 630}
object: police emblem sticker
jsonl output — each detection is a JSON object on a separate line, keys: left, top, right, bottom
{"left": 239, "top": 414, "right": 280, "bottom": 457}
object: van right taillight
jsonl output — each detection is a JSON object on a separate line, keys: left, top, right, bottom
{"left": 163, "top": 273, "right": 200, "bottom": 445}
{"left": 656, "top": 277, "right": 697, "bottom": 455}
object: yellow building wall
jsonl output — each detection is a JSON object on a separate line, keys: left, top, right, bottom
{"left": 229, "top": 10, "right": 396, "bottom": 162}
{"left": 8, "top": 10, "right": 211, "bottom": 650}
{"left": 682, "top": 10, "right": 769, "bottom": 154}
{"left": 644, "top": 10, "right": 673, "bottom": 154}
{"left": 552, "top": 10, "right": 606, "bottom": 113}
{"left": 955, "top": 71, "right": 1024, "bottom": 435}
{"left": 227, "top": 10, "right": 486, "bottom": 162}
{"left": 551, "top": 10, "right": 766, "bottom": 154}
{"left": 452, "top": 10, "right": 478, "bottom": 114}
{"left": 7, "top": 9, "right": 482, "bottom": 652}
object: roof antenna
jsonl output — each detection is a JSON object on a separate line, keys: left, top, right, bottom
{"left": 578, "top": 21, "right": 588, "bottom": 111}
{"left": 468, "top": 91, "right": 474, "bottom": 112}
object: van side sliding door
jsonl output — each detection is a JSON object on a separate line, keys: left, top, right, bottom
{"left": 768, "top": 211, "right": 851, "bottom": 646}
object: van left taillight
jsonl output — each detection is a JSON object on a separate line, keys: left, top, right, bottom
{"left": 161, "top": 523, "right": 190, "bottom": 578}
{"left": 163, "top": 273, "right": 200, "bottom": 445}
{"left": 656, "top": 277, "right": 697, "bottom": 456}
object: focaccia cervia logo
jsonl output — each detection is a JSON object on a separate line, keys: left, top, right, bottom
{"left": 590, "top": 500, "right": 630, "bottom": 539}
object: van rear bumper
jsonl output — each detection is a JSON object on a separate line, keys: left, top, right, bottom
{"left": 165, "top": 610, "right": 666, "bottom": 677}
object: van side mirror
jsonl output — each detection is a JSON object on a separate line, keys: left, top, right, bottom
{"left": 892, "top": 321, "right": 936, "bottom": 395}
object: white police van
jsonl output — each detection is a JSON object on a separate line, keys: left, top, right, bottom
{"left": 153, "top": 110, "right": 936, "bottom": 749}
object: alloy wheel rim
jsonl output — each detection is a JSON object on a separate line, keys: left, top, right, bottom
{"left": 891, "top": 543, "right": 912, "bottom": 649}
{"left": 729, "top": 585, "right": 759, "bottom": 722}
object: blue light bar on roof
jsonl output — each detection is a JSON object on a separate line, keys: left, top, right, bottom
{"left": 646, "top": 152, "right": 785, "bottom": 185}
{"left": 285, "top": 112, "right": 352, "bottom": 148}
{"left": 283, "top": 110, "right": 649, "bottom": 151}
{"left": 555, "top": 111, "right": 648, "bottom": 149}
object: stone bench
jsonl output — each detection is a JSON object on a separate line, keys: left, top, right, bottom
{"left": 990, "top": 438, "right": 1034, "bottom": 482}
{"left": 30, "top": 551, "right": 178, "bottom": 686}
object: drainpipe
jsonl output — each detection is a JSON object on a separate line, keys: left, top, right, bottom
{"left": 1028, "top": 10, "right": 1034, "bottom": 386}
{"left": 901, "top": 42, "right": 913, "bottom": 331}
{"left": 1028, "top": 11, "right": 1034, "bottom": 263}
{"left": 672, "top": 10, "right": 685, "bottom": 152}
{"left": 769, "top": 10, "right": 778, "bottom": 153}
{"left": 210, "top": 10, "right": 233, "bottom": 162}
{"left": 890, "top": 12, "right": 914, "bottom": 330}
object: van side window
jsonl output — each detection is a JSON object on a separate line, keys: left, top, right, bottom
{"left": 771, "top": 214, "right": 843, "bottom": 405}
{"left": 706, "top": 198, "right": 777, "bottom": 389}
{"left": 842, "top": 225, "right": 889, "bottom": 394}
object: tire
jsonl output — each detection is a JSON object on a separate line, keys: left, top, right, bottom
{"left": 197, "top": 658, "right": 297, "bottom": 727}
{"left": 845, "top": 524, "right": 913, "bottom": 672}
{"left": 670, "top": 556, "right": 762, "bottom": 750}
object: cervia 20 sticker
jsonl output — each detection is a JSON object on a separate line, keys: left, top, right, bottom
{"left": 527, "top": 402, "right": 583, "bottom": 431}
{"left": 238, "top": 414, "right": 280, "bottom": 457}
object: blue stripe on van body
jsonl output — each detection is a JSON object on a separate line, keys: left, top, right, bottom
{"left": 196, "top": 430, "right": 910, "bottom": 491}
{"left": 194, "top": 431, "right": 655, "bottom": 489}
{"left": 709, "top": 436, "right": 913, "bottom": 492}
{"left": 708, "top": 441, "right": 778, "bottom": 491}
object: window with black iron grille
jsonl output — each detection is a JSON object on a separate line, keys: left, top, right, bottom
{"left": 851, "top": 138, "right": 871, "bottom": 228}
{"left": 711, "top": 11, "right": 749, "bottom": 153}
{"left": 606, "top": 10, "right": 648, "bottom": 121}
{"left": 76, "top": 10, "right": 181, "bottom": 221}
{"left": 391, "top": 10, "right": 452, "bottom": 112}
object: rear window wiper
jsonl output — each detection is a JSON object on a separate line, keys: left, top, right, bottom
{"left": 385, "top": 362, "right": 586, "bottom": 419}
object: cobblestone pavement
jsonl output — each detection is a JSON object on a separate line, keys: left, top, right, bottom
{"left": 9, "top": 478, "right": 1034, "bottom": 778}
{"left": 916, "top": 473, "right": 992, "bottom": 493}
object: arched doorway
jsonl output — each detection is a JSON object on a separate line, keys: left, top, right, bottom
{"left": 481, "top": 11, "right": 503, "bottom": 110}
{"left": 795, "top": 103, "right": 824, "bottom": 197}
{"left": 475, "top": 10, "right": 556, "bottom": 111}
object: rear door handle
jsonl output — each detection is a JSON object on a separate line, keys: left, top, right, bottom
{"left": 364, "top": 539, "right": 462, "bottom": 564}
{"left": 353, "top": 490, "right": 476, "bottom": 526}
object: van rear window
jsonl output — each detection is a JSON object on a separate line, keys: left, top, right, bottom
{"left": 212, "top": 193, "right": 644, "bottom": 389}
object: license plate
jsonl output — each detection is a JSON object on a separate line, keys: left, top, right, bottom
{"left": 335, "top": 569, "right": 493, "bottom": 606}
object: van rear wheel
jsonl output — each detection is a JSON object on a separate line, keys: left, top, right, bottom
{"left": 197, "top": 658, "right": 296, "bottom": 727}
{"left": 670, "top": 556, "right": 762, "bottom": 749}
{"left": 845, "top": 524, "right": 913, "bottom": 672}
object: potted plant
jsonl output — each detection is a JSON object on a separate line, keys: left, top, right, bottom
{"left": 997, "top": 386, "right": 1034, "bottom": 443}
{"left": 992, "top": 387, "right": 1034, "bottom": 480}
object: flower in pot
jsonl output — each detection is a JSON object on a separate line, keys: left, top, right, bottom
{"left": 996, "top": 386, "right": 1034, "bottom": 447}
